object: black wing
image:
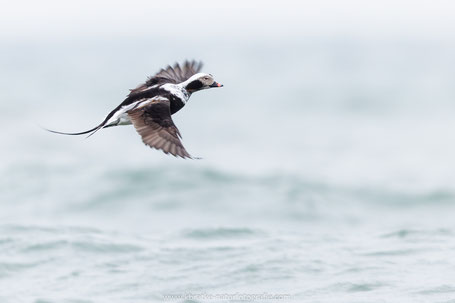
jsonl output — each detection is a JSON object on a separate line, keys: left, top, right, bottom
{"left": 127, "top": 98, "right": 192, "bottom": 159}
{"left": 129, "top": 60, "right": 203, "bottom": 94}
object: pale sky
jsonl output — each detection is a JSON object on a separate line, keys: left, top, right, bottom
{"left": 1, "top": 0, "right": 455, "bottom": 39}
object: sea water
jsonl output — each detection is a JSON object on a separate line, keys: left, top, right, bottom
{"left": 1, "top": 36, "right": 455, "bottom": 302}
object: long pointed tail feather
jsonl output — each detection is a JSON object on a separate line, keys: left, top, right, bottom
{"left": 42, "top": 105, "right": 122, "bottom": 138}
{"left": 43, "top": 124, "right": 102, "bottom": 136}
{"left": 85, "top": 125, "right": 104, "bottom": 138}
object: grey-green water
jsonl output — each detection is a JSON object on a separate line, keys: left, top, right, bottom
{"left": 2, "top": 35, "right": 455, "bottom": 302}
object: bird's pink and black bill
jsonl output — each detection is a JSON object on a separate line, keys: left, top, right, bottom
{"left": 210, "top": 82, "right": 223, "bottom": 87}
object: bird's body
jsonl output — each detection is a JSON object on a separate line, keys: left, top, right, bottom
{"left": 105, "top": 81, "right": 191, "bottom": 127}
{"left": 47, "top": 61, "right": 223, "bottom": 158}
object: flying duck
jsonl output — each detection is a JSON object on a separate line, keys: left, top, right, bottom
{"left": 47, "top": 61, "right": 223, "bottom": 159}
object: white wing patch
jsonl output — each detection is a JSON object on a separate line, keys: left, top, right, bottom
{"left": 161, "top": 83, "right": 190, "bottom": 104}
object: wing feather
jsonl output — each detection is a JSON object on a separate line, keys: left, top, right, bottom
{"left": 129, "top": 60, "right": 203, "bottom": 96}
{"left": 127, "top": 98, "right": 192, "bottom": 159}
{"left": 147, "top": 60, "right": 203, "bottom": 85}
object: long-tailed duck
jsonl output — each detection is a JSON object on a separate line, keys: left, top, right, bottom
{"left": 47, "top": 61, "right": 223, "bottom": 159}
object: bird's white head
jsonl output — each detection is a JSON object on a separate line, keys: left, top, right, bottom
{"left": 183, "top": 73, "right": 223, "bottom": 93}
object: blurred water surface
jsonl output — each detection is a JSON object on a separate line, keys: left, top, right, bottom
{"left": 1, "top": 34, "right": 455, "bottom": 302}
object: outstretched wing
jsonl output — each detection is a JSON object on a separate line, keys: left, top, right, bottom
{"left": 149, "top": 60, "right": 203, "bottom": 85}
{"left": 127, "top": 98, "right": 192, "bottom": 159}
{"left": 129, "top": 60, "right": 203, "bottom": 95}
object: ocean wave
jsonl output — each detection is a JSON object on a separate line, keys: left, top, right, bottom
{"left": 380, "top": 228, "right": 454, "bottom": 239}
{"left": 181, "top": 227, "right": 264, "bottom": 239}
{"left": 5, "top": 162, "right": 455, "bottom": 212}
{"left": 95, "top": 166, "right": 455, "bottom": 208}
{"left": 0, "top": 224, "right": 144, "bottom": 256}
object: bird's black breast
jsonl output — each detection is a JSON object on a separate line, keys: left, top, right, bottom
{"left": 169, "top": 94, "right": 185, "bottom": 114}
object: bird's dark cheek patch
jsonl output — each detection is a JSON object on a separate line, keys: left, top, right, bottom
{"left": 186, "top": 80, "right": 203, "bottom": 90}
